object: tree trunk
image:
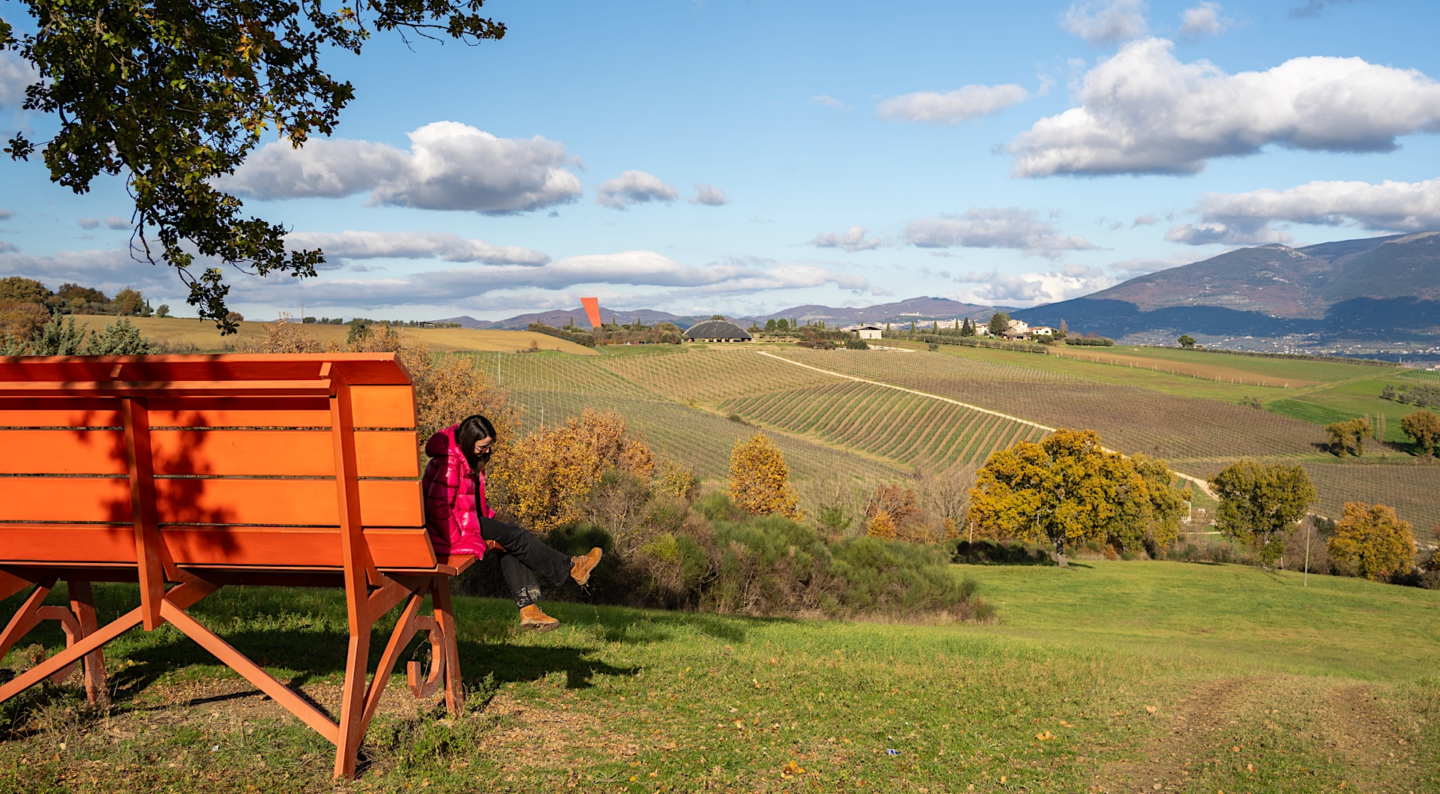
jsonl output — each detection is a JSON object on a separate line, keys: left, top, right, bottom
{"left": 1054, "top": 536, "right": 1068, "bottom": 567}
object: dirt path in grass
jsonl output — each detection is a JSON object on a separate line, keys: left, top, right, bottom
{"left": 1095, "top": 676, "right": 1430, "bottom": 793}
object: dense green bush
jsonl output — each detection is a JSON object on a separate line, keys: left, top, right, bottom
{"left": 458, "top": 492, "right": 988, "bottom": 621}
{"left": 528, "top": 322, "right": 597, "bottom": 347}
{"left": 949, "top": 539, "right": 1054, "bottom": 566}
{"left": 1065, "top": 337, "right": 1115, "bottom": 346}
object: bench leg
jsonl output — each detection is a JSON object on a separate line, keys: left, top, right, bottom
{"left": 69, "top": 580, "right": 108, "bottom": 706}
{"left": 431, "top": 576, "right": 464, "bottom": 715}
{"left": 0, "top": 579, "right": 214, "bottom": 708}
{"left": 334, "top": 606, "right": 374, "bottom": 779}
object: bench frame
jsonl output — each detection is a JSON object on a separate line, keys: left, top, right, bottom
{"left": 0, "top": 354, "right": 473, "bottom": 779}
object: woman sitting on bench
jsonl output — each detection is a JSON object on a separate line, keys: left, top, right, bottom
{"left": 422, "top": 414, "right": 602, "bottom": 631}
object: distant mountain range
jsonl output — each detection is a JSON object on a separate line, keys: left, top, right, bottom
{"left": 440, "top": 231, "right": 1440, "bottom": 347}
{"left": 1013, "top": 231, "right": 1440, "bottom": 343}
{"left": 441, "top": 296, "right": 1003, "bottom": 331}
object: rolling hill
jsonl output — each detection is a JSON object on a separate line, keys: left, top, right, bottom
{"left": 1015, "top": 231, "right": 1440, "bottom": 343}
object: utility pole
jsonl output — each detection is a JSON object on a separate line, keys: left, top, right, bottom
{"left": 1303, "top": 519, "right": 1312, "bottom": 588}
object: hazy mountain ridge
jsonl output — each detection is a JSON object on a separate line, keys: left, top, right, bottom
{"left": 459, "top": 296, "right": 1001, "bottom": 330}
{"left": 1014, "top": 231, "right": 1440, "bottom": 344}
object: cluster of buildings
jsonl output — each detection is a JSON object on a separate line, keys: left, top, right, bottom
{"left": 678, "top": 317, "right": 1060, "bottom": 344}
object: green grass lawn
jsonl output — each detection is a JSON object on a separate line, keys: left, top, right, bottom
{"left": 3, "top": 563, "right": 1437, "bottom": 793}
{"left": 1267, "top": 378, "right": 1424, "bottom": 446}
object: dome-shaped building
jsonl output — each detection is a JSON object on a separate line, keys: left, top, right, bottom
{"left": 683, "top": 319, "right": 753, "bottom": 343}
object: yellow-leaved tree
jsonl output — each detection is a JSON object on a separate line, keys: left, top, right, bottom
{"left": 1327, "top": 502, "right": 1416, "bottom": 582}
{"left": 968, "top": 429, "right": 1188, "bottom": 565}
{"left": 727, "top": 432, "right": 803, "bottom": 519}
{"left": 490, "top": 409, "right": 654, "bottom": 533}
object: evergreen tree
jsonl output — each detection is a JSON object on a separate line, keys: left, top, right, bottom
{"left": 31, "top": 315, "right": 87, "bottom": 355}
{"left": 82, "top": 318, "right": 154, "bottom": 355}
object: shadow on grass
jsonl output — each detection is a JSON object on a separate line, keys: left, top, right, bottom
{"left": 4, "top": 582, "right": 781, "bottom": 720}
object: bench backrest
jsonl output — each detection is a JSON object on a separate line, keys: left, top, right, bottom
{"left": 0, "top": 353, "right": 438, "bottom": 572}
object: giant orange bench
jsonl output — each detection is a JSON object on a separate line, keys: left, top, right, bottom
{"left": 0, "top": 353, "right": 474, "bottom": 778}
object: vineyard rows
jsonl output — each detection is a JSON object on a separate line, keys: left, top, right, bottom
{"left": 720, "top": 381, "right": 1047, "bottom": 473}
{"left": 490, "top": 346, "right": 1436, "bottom": 534}
{"left": 1304, "top": 463, "right": 1440, "bottom": 534}
{"left": 771, "top": 348, "right": 1320, "bottom": 460}
{"left": 505, "top": 383, "right": 907, "bottom": 485}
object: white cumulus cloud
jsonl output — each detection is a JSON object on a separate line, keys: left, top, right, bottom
{"left": 595, "top": 171, "right": 679, "bottom": 209}
{"left": 1009, "top": 38, "right": 1440, "bottom": 177}
{"left": 949, "top": 269, "right": 1118, "bottom": 307}
{"left": 1165, "top": 177, "right": 1440, "bottom": 245}
{"left": 690, "top": 183, "right": 730, "bottom": 206}
{"left": 877, "top": 84, "right": 1029, "bottom": 125}
{"left": 223, "top": 122, "right": 583, "bottom": 214}
{"left": 1179, "top": 2, "right": 1230, "bottom": 39}
{"left": 1061, "top": 0, "right": 1149, "bottom": 45}
{"left": 235, "top": 250, "right": 870, "bottom": 308}
{"left": 808, "top": 226, "right": 882, "bottom": 252}
{"left": 285, "top": 231, "right": 551, "bottom": 265}
{"left": 903, "top": 208, "right": 1099, "bottom": 259}
{"left": 0, "top": 53, "right": 38, "bottom": 108}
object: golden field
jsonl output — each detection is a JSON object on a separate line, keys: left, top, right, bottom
{"left": 78, "top": 315, "right": 600, "bottom": 355}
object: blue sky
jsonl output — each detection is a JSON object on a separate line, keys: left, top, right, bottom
{"left": 3, "top": 0, "right": 1439, "bottom": 321}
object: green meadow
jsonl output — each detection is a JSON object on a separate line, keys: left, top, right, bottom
{"left": 3, "top": 561, "right": 1437, "bottom": 793}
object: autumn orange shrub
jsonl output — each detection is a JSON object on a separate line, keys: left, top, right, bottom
{"left": 866, "top": 510, "right": 896, "bottom": 540}
{"left": 726, "top": 432, "right": 803, "bottom": 519}
{"left": 235, "top": 315, "right": 335, "bottom": 354}
{"left": 0, "top": 300, "right": 52, "bottom": 343}
{"left": 490, "top": 409, "right": 654, "bottom": 533}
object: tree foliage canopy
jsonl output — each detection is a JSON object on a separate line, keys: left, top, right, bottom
{"left": 1326, "top": 502, "right": 1415, "bottom": 582}
{"left": 727, "top": 432, "right": 803, "bottom": 520}
{"left": 1209, "top": 460, "right": 1315, "bottom": 566}
{"left": 967, "top": 429, "right": 1189, "bottom": 564}
{"left": 1401, "top": 410, "right": 1440, "bottom": 456}
{"left": 2, "top": 0, "right": 505, "bottom": 331}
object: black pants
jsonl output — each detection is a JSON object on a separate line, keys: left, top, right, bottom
{"left": 479, "top": 518, "right": 574, "bottom": 608}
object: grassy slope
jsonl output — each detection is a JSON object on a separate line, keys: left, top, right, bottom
{"left": 1268, "top": 377, "right": 1420, "bottom": 445}
{"left": 2, "top": 562, "right": 1436, "bottom": 792}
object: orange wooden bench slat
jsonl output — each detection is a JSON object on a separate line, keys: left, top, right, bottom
{"left": 0, "top": 525, "right": 436, "bottom": 569}
{"left": 0, "top": 477, "right": 423, "bottom": 526}
{"left": 0, "top": 387, "right": 413, "bottom": 431}
{"left": 0, "top": 429, "right": 415, "bottom": 478}
{"left": 0, "top": 353, "right": 414, "bottom": 386}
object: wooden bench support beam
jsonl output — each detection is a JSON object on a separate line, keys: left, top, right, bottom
{"left": 0, "top": 579, "right": 214, "bottom": 705}
{"left": 0, "top": 577, "right": 56, "bottom": 664}
{"left": 0, "top": 578, "right": 109, "bottom": 705}
{"left": 68, "top": 580, "right": 108, "bottom": 705}
{"left": 158, "top": 599, "right": 341, "bottom": 745}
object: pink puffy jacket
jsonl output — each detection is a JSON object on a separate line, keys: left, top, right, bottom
{"left": 421, "top": 424, "right": 493, "bottom": 558}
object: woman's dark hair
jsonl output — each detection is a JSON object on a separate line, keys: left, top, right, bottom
{"left": 455, "top": 414, "right": 497, "bottom": 469}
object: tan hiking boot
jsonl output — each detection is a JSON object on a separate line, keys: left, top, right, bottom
{"left": 519, "top": 604, "right": 559, "bottom": 631}
{"left": 570, "top": 547, "right": 603, "bottom": 586}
